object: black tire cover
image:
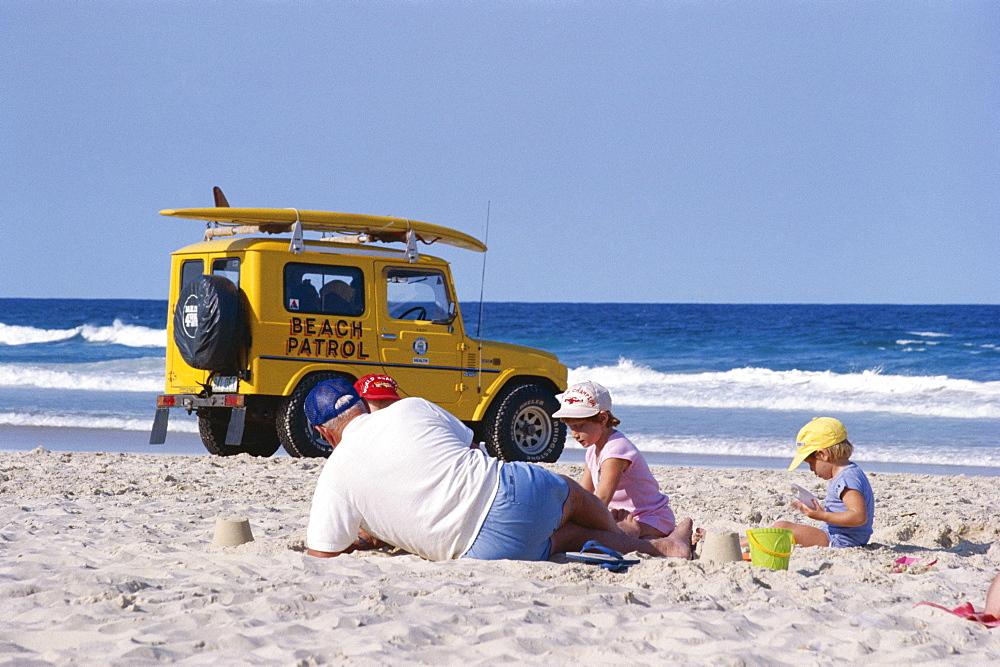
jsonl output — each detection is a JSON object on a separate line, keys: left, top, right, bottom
{"left": 173, "top": 275, "right": 243, "bottom": 372}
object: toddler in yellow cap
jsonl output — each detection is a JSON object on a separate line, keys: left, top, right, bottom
{"left": 771, "top": 417, "right": 875, "bottom": 548}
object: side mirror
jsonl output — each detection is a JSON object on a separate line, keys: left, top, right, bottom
{"left": 433, "top": 301, "right": 458, "bottom": 325}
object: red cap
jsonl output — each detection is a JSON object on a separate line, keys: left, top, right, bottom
{"left": 354, "top": 374, "right": 401, "bottom": 401}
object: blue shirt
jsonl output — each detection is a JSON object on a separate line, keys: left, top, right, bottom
{"left": 823, "top": 463, "right": 875, "bottom": 548}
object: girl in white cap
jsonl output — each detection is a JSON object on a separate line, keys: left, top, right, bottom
{"left": 553, "top": 381, "right": 676, "bottom": 539}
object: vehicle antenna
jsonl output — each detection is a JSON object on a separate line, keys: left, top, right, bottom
{"left": 476, "top": 202, "right": 490, "bottom": 393}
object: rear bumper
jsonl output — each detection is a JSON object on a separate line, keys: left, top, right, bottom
{"left": 156, "top": 394, "right": 246, "bottom": 410}
{"left": 150, "top": 394, "right": 247, "bottom": 445}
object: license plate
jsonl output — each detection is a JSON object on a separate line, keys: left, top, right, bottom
{"left": 211, "top": 376, "right": 239, "bottom": 393}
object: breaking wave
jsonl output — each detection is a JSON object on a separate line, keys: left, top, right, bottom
{"left": 0, "top": 321, "right": 165, "bottom": 348}
{"left": 0, "top": 411, "right": 197, "bottom": 433}
{"left": 0, "top": 358, "right": 165, "bottom": 392}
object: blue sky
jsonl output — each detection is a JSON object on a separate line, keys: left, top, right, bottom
{"left": 2, "top": 1, "right": 996, "bottom": 303}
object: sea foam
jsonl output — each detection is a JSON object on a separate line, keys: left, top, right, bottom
{"left": 905, "top": 331, "right": 952, "bottom": 338}
{"left": 0, "top": 359, "right": 165, "bottom": 392}
{"left": 569, "top": 359, "right": 1000, "bottom": 420}
{"left": 615, "top": 434, "right": 1000, "bottom": 468}
{"left": 0, "top": 411, "right": 198, "bottom": 433}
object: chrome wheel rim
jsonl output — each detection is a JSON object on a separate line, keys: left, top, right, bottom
{"left": 512, "top": 405, "right": 552, "bottom": 456}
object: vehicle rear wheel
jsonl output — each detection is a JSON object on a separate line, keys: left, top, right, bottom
{"left": 197, "top": 408, "right": 281, "bottom": 457}
{"left": 482, "top": 384, "right": 565, "bottom": 462}
{"left": 276, "top": 372, "right": 351, "bottom": 458}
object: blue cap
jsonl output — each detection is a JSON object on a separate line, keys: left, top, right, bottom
{"left": 304, "top": 378, "right": 362, "bottom": 426}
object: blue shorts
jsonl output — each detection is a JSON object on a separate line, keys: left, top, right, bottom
{"left": 462, "top": 462, "right": 569, "bottom": 561}
{"left": 824, "top": 525, "right": 870, "bottom": 548}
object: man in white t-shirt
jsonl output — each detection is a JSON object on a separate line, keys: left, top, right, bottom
{"left": 304, "top": 379, "right": 694, "bottom": 562}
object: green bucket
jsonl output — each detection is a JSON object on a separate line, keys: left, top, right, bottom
{"left": 746, "top": 528, "right": 793, "bottom": 570}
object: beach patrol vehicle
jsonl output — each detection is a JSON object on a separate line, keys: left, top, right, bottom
{"left": 150, "top": 189, "right": 567, "bottom": 462}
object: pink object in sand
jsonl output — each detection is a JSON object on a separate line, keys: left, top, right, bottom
{"left": 891, "top": 556, "right": 937, "bottom": 573}
{"left": 915, "top": 602, "right": 1000, "bottom": 628}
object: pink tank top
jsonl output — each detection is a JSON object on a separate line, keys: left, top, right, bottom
{"left": 585, "top": 431, "right": 675, "bottom": 535}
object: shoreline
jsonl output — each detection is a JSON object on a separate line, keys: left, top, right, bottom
{"left": 3, "top": 424, "right": 999, "bottom": 477}
{"left": 558, "top": 446, "right": 1000, "bottom": 478}
{"left": 2, "top": 448, "right": 998, "bottom": 662}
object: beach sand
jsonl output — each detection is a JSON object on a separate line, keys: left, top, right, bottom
{"left": 2, "top": 449, "right": 998, "bottom": 664}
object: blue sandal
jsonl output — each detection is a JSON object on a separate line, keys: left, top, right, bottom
{"left": 565, "top": 540, "right": 641, "bottom": 573}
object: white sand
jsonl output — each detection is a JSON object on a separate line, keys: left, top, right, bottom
{"left": 2, "top": 448, "right": 998, "bottom": 664}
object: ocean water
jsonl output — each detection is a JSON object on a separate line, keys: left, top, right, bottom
{"left": 1, "top": 299, "right": 997, "bottom": 475}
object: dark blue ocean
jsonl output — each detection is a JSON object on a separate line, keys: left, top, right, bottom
{"left": 1, "top": 299, "right": 997, "bottom": 474}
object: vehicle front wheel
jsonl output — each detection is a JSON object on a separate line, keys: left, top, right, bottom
{"left": 482, "top": 384, "right": 565, "bottom": 463}
{"left": 276, "top": 372, "right": 351, "bottom": 458}
{"left": 197, "top": 408, "right": 281, "bottom": 457}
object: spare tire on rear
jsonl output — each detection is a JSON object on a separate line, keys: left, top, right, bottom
{"left": 173, "top": 275, "right": 244, "bottom": 372}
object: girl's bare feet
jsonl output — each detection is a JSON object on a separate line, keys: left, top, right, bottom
{"left": 649, "top": 518, "right": 695, "bottom": 559}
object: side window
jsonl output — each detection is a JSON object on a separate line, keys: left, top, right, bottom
{"left": 212, "top": 258, "right": 240, "bottom": 288}
{"left": 385, "top": 268, "right": 449, "bottom": 321}
{"left": 180, "top": 260, "right": 203, "bottom": 289}
{"left": 284, "top": 263, "right": 365, "bottom": 316}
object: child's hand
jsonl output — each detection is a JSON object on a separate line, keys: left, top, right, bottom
{"left": 792, "top": 498, "right": 823, "bottom": 519}
{"left": 614, "top": 513, "right": 642, "bottom": 539}
{"left": 610, "top": 508, "right": 632, "bottom": 522}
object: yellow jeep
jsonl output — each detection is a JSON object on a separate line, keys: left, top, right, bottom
{"left": 150, "top": 190, "right": 568, "bottom": 461}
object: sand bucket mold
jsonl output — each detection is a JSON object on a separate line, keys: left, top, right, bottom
{"left": 212, "top": 517, "right": 254, "bottom": 547}
{"left": 746, "top": 528, "right": 793, "bottom": 570}
{"left": 700, "top": 530, "right": 744, "bottom": 564}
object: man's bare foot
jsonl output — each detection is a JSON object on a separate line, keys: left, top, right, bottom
{"left": 649, "top": 518, "right": 694, "bottom": 559}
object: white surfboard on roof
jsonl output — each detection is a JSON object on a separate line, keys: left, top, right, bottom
{"left": 160, "top": 187, "right": 487, "bottom": 254}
